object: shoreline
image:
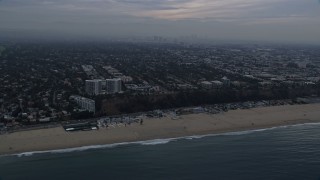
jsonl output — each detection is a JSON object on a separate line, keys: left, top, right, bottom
{"left": 1, "top": 103, "right": 320, "bottom": 156}
{"left": 4, "top": 122, "right": 320, "bottom": 157}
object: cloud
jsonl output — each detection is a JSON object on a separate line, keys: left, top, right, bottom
{"left": 0, "top": 0, "right": 319, "bottom": 43}
{"left": 1, "top": 0, "right": 319, "bottom": 21}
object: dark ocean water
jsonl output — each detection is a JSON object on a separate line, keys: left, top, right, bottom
{"left": 1, "top": 123, "right": 320, "bottom": 180}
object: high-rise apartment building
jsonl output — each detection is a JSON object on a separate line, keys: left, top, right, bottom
{"left": 106, "top": 78, "right": 122, "bottom": 94}
{"left": 85, "top": 79, "right": 102, "bottom": 95}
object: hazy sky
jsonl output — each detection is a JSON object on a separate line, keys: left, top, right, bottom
{"left": 0, "top": 0, "right": 320, "bottom": 43}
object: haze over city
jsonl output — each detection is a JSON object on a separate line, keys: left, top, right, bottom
{"left": 2, "top": 1, "right": 320, "bottom": 179}
{"left": 1, "top": 0, "right": 320, "bottom": 43}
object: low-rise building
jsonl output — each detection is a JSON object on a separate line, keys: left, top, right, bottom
{"left": 211, "top": 81, "right": 223, "bottom": 89}
{"left": 201, "top": 81, "right": 212, "bottom": 89}
{"left": 70, "top": 95, "right": 95, "bottom": 113}
{"left": 0, "top": 123, "right": 5, "bottom": 130}
{"left": 221, "top": 76, "right": 230, "bottom": 87}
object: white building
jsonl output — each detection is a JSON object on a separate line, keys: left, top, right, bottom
{"left": 201, "top": 81, "right": 212, "bottom": 89}
{"left": 106, "top": 78, "right": 122, "bottom": 94}
{"left": 121, "top": 76, "right": 133, "bottom": 83}
{"left": 85, "top": 79, "right": 103, "bottom": 95}
{"left": 221, "top": 76, "right": 230, "bottom": 87}
{"left": 211, "top": 81, "right": 223, "bottom": 89}
{"left": 70, "top": 95, "right": 95, "bottom": 113}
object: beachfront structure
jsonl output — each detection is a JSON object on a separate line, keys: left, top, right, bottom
{"left": 70, "top": 95, "right": 95, "bottom": 113}
{"left": 63, "top": 122, "right": 98, "bottom": 132}
{"left": 85, "top": 79, "right": 102, "bottom": 95}
{"left": 0, "top": 123, "right": 5, "bottom": 130}
{"left": 106, "top": 78, "right": 122, "bottom": 94}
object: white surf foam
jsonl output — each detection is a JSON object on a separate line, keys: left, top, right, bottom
{"left": 9, "top": 122, "right": 320, "bottom": 158}
{"left": 184, "top": 135, "right": 206, "bottom": 140}
{"left": 15, "top": 142, "right": 133, "bottom": 157}
{"left": 139, "top": 138, "right": 175, "bottom": 145}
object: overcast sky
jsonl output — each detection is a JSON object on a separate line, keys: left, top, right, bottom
{"left": 0, "top": 0, "right": 320, "bottom": 43}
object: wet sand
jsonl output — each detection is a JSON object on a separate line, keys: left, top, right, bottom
{"left": 1, "top": 103, "right": 319, "bottom": 155}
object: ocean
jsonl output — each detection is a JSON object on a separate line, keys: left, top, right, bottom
{"left": 1, "top": 123, "right": 320, "bottom": 180}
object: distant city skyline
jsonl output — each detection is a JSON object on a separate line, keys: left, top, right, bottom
{"left": 0, "top": 0, "right": 320, "bottom": 44}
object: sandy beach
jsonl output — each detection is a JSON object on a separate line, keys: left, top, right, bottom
{"left": 1, "top": 103, "right": 319, "bottom": 155}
